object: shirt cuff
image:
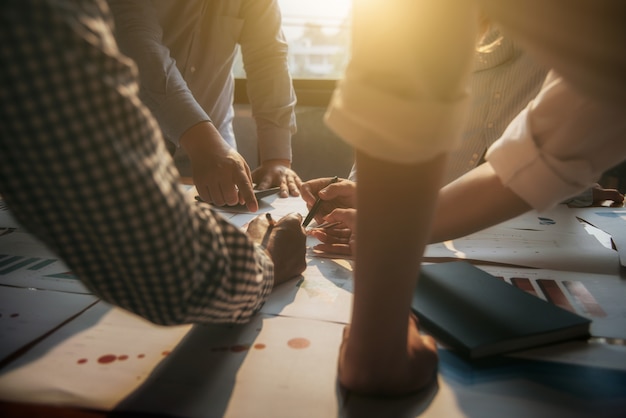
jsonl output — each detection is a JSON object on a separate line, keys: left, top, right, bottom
{"left": 257, "top": 126, "right": 292, "bottom": 162}
{"left": 486, "top": 107, "right": 592, "bottom": 212}
{"left": 324, "top": 76, "right": 470, "bottom": 164}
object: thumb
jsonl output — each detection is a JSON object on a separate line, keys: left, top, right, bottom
{"left": 319, "top": 181, "right": 355, "bottom": 200}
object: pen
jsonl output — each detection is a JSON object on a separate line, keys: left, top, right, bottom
{"left": 302, "top": 176, "right": 339, "bottom": 227}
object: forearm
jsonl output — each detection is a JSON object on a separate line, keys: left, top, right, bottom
{"left": 348, "top": 151, "right": 446, "bottom": 370}
{"left": 0, "top": 2, "right": 272, "bottom": 326}
{"left": 430, "top": 162, "right": 531, "bottom": 243}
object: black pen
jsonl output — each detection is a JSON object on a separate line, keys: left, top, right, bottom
{"left": 302, "top": 176, "right": 339, "bottom": 227}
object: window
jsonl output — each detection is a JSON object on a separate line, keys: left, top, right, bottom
{"left": 234, "top": 0, "right": 352, "bottom": 105}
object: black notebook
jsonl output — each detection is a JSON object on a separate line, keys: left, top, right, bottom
{"left": 411, "top": 261, "right": 591, "bottom": 360}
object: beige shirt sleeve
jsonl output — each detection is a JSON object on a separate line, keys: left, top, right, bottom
{"left": 487, "top": 71, "right": 626, "bottom": 212}
{"left": 324, "top": 0, "right": 478, "bottom": 164}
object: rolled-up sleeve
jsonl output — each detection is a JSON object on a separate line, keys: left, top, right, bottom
{"left": 324, "top": 0, "right": 477, "bottom": 164}
{"left": 325, "top": 75, "right": 470, "bottom": 164}
{"left": 487, "top": 71, "right": 626, "bottom": 211}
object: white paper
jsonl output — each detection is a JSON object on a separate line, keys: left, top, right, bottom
{"left": 0, "top": 286, "right": 97, "bottom": 362}
{"left": 0, "top": 230, "right": 90, "bottom": 293}
{"left": 0, "top": 302, "right": 191, "bottom": 410}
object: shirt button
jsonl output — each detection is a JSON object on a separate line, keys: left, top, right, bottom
{"left": 190, "top": 66, "right": 197, "bottom": 73}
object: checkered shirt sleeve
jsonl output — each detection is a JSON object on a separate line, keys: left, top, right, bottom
{"left": 0, "top": 0, "right": 273, "bottom": 325}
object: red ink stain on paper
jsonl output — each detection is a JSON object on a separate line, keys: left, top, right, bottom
{"left": 162, "top": 350, "right": 171, "bottom": 356}
{"left": 287, "top": 338, "right": 310, "bottom": 349}
{"left": 98, "top": 354, "right": 117, "bottom": 364}
{"left": 253, "top": 343, "right": 266, "bottom": 350}
{"left": 137, "top": 354, "right": 145, "bottom": 359}
{"left": 118, "top": 354, "right": 129, "bottom": 361}
{"left": 77, "top": 358, "right": 88, "bottom": 364}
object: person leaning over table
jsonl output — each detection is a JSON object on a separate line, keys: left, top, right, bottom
{"left": 302, "top": 70, "right": 626, "bottom": 255}
{"left": 343, "top": 22, "right": 622, "bottom": 209}
{"left": 345, "top": 22, "right": 550, "bottom": 185}
{"left": 302, "top": 0, "right": 626, "bottom": 396}
{"left": 107, "top": 0, "right": 301, "bottom": 212}
{"left": 0, "top": 0, "right": 306, "bottom": 326}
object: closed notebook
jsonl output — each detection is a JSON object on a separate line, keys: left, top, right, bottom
{"left": 411, "top": 261, "right": 591, "bottom": 360}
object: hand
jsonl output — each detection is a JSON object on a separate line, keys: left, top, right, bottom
{"left": 252, "top": 159, "right": 302, "bottom": 198}
{"left": 180, "top": 122, "right": 258, "bottom": 212}
{"left": 592, "top": 183, "right": 624, "bottom": 207}
{"left": 300, "top": 177, "right": 356, "bottom": 225}
{"left": 246, "top": 212, "right": 307, "bottom": 286}
{"left": 307, "top": 208, "right": 356, "bottom": 256}
{"left": 338, "top": 314, "right": 438, "bottom": 396}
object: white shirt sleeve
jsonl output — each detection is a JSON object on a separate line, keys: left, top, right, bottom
{"left": 324, "top": 0, "right": 478, "bottom": 164}
{"left": 487, "top": 71, "right": 626, "bottom": 211}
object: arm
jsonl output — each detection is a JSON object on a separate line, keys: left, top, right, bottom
{"left": 238, "top": 0, "right": 300, "bottom": 197}
{"left": 108, "top": 0, "right": 257, "bottom": 210}
{"left": 432, "top": 71, "right": 626, "bottom": 243}
{"left": 0, "top": 1, "right": 291, "bottom": 325}
{"left": 430, "top": 163, "right": 530, "bottom": 243}
{"left": 325, "top": 0, "right": 479, "bottom": 395}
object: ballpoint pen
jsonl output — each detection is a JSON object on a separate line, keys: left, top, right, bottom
{"left": 302, "top": 176, "right": 339, "bottom": 227}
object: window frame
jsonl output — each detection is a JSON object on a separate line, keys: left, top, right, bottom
{"left": 234, "top": 78, "right": 337, "bottom": 107}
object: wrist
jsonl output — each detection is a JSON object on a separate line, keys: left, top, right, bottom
{"left": 262, "top": 158, "right": 291, "bottom": 168}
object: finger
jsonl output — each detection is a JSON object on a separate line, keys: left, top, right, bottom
{"left": 301, "top": 178, "right": 333, "bottom": 204}
{"left": 292, "top": 175, "right": 303, "bottom": 194}
{"left": 287, "top": 174, "right": 301, "bottom": 197}
{"left": 311, "top": 227, "right": 351, "bottom": 241}
{"left": 323, "top": 225, "right": 351, "bottom": 236}
{"left": 278, "top": 176, "right": 289, "bottom": 198}
{"left": 325, "top": 209, "right": 357, "bottom": 231}
{"left": 234, "top": 174, "right": 257, "bottom": 212}
{"left": 208, "top": 183, "right": 226, "bottom": 206}
{"left": 308, "top": 230, "right": 350, "bottom": 246}
{"left": 196, "top": 183, "right": 213, "bottom": 205}
{"left": 221, "top": 182, "right": 241, "bottom": 207}
{"left": 320, "top": 180, "right": 355, "bottom": 200}
{"left": 609, "top": 190, "right": 624, "bottom": 202}
{"left": 313, "top": 243, "right": 353, "bottom": 256}
{"left": 299, "top": 182, "right": 317, "bottom": 205}
{"left": 255, "top": 173, "right": 273, "bottom": 191}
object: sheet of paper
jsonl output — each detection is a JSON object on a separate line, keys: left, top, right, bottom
{"left": 0, "top": 199, "right": 22, "bottom": 229}
{"left": 0, "top": 230, "right": 89, "bottom": 293}
{"left": 424, "top": 224, "right": 620, "bottom": 275}
{"left": 261, "top": 256, "right": 353, "bottom": 324}
{"left": 574, "top": 207, "right": 626, "bottom": 267}
{"left": 0, "top": 286, "right": 98, "bottom": 363}
{"left": 0, "top": 302, "right": 191, "bottom": 410}
{"left": 489, "top": 204, "right": 591, "bottom": 233}
{"left": 116, "top": 314, "right": 345, "bottom": 418}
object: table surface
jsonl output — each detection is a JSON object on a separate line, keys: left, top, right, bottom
{"left": 1, "top": 191, "right": 625, "bottom": 418}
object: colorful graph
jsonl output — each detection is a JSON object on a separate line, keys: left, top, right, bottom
{"left": 496, "top": 274, "right": 606, "bottom": 318}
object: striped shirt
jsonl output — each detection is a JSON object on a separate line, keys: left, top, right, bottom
{"left": 443, "top": 28, "right": 548, "bottom": 184}
{"left": 0, "top": 0, "right": 273, "bottom": 325}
